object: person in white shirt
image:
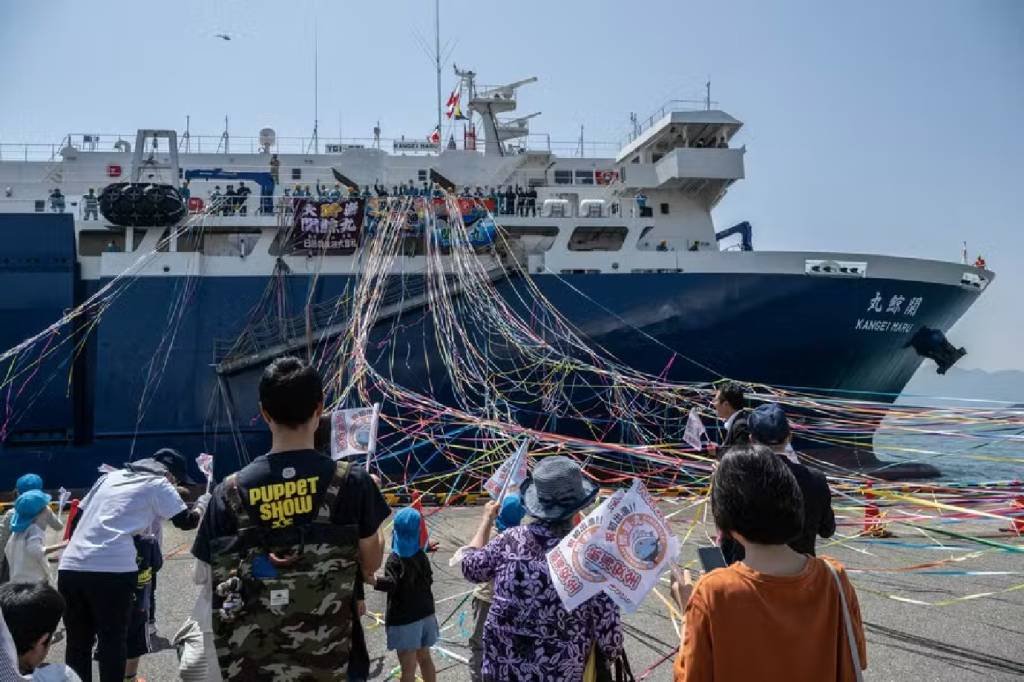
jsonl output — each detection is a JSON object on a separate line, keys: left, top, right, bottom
{"left": 57, "top": 449, "right": 206, "bottom": 682}
{"left": 4, "top": 491, "right": 59, "bottom": 586}
{"left": 0, "top": 582, "right": 81, "bottom": 681}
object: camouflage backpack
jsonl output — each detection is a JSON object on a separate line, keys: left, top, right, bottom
{"left": 210, "top": 460, "right": 360, "bottom": 681}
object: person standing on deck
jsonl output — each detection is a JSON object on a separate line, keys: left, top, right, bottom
{"left": 82, "top": 189, "right": 99, "bottom": 221}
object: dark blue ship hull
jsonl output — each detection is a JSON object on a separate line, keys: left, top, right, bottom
{"left": 0, "top": 215, "right": 980, "bottom": 488}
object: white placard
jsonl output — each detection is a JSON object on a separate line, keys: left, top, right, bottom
{"left": 330, "top": 404, "right": 380, "bottom": 460}
{"left": 483, "top": 440, "right": 530, "bottom": 501}
{"left": 546, "top": 491, "right": 624, "bottom": 612}
{"left": 547, "top": 479, "right": 678, "bottom": 613}
{"left": 683, "top": 407, "right": 708, "bottom": 450}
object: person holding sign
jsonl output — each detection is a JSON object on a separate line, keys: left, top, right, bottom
{"left": 467, "top": 494, "right": 525, "bottom": 682}
{"left": 460, "top": 456, "right": 623, "bottom": 681}
{"left": 671, "top": 445, "right": 866, "bottom": 682}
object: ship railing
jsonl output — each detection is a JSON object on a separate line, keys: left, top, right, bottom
{"left": 3, "top": 131, "right": 622, "bottom": 161}
{"left": 512, "top": 134, "right": 619, "bottom": 158}
{"left": 622, "top": 99, "right": 719, "bottom": 146}
{"left": 0, "top": 141, "right": 73, "bottom": 163}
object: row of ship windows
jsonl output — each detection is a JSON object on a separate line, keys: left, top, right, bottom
{"left": 257, "top": 167, "right": 607, "bottom": 187}
{"left": 76, "top": 225, "right": 653, "bottom": 256}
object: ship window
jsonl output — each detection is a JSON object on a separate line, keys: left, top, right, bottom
{"left": 291, "top": 168, "right": 302, "bottom": 180}
{"left": 503, "top": 225, "right": 558, "bottom": 237}
{"left": 568, "top": 226, "right": 627, "bottom": 252}
{"left": 418, "top": 170, "right": 427, "bottom": 181}
{"left": 554, "top": 170, "right": 573, "bottom": 185}
{"left": 503, "top": 225, "right": 558, "bottom": 254}
{"left": 574, "top": 170, "right": 595, "bottom": 185}
{"left": 652, "top": 153, "right": 663, "bottom": 163}
{"left": 660, "top": 203, "right": 670, "bottom": 215}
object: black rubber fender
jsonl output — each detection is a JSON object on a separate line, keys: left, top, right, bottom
{"left": 99, "top": 183, "right": 186, "bottom": 227}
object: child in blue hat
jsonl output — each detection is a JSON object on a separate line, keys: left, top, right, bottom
{"left": 372, "top": 506, "right": 438, "bottom": 682}
{"left": 5, "top": 490, "right": 56, "bottom": 585}
{"left": 468, "top": 494, "right": 524, "bottom": 681}
{"left": 0, "top": 474, "right": 63, "bottom": 583}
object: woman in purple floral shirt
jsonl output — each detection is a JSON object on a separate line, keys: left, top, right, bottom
{"left": 461, "top": 456, "right": 623, "bottom": 681}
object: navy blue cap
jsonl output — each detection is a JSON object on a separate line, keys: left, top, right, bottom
{"left": 748, "top": 404, "right": 791, "bottom": 445}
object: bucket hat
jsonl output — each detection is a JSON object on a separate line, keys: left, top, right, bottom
{"left": 520, "top": 456, "right": 598, "bottom": 521}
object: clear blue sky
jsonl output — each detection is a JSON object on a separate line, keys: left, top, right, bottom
{"left": 1, "top": 0, "right": 1021, "bottom": 370}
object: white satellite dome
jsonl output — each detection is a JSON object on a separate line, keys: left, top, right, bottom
{"left": 259, "top": 127, "right": 276, "bottom": 152}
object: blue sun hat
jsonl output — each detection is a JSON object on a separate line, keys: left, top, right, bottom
{"left": 11, "top": 489, "right": 51, "bottom": 533}
{"left": 495, "top": 493, "right": 525, "bottom": 532}
{"left": 392, "top": 507, "right": 423, "bottom": 558}
{"left": 15, "top": 473, "right": 43, "bottom": 495}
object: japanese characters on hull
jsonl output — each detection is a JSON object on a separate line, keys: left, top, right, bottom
{"left": 857, "top": 291, "right": 924, "bottom": 334}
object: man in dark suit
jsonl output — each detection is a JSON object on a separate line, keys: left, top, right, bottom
{"left": 713, "top": 381, "right": 750, "bottom": 452}
{"left": 720, "top": 403, "right": 836, "bottom": 563}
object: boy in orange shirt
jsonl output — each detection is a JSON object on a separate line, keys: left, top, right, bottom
{"left": 672, "top": 445, "right": 867, "bottom": 681}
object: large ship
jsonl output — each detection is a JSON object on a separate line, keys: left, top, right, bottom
{"left": 0, "top": 71, "right": 991, "bottom": 487}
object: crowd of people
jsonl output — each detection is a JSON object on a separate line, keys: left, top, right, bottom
{"left": 0, "top": 368, "right": 866, "bottom": 681}
{"left": 45, "top": 176, "right": 549, "bottom": 223}
{"left": 206, "top": 183, "right": 253, "bottom": 216}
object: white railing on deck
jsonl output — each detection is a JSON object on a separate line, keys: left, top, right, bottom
{"left": 1, "top": 131, "right": 621, "bottom": 162}
{"left": 622, "top": 99, "right": 719, "bottom": 147}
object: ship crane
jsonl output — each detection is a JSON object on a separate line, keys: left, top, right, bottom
{"left": 494, "top": 112, "right": 542, "bottom": 150}
{"left": 455, "top": 67, "right": 538, "bottom": 156}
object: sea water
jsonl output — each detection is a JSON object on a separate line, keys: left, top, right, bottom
{"left": 875, "top": 408, "right": 1023, "bottom": 482}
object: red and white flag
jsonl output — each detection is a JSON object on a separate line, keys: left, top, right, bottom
{"left": 445, "top": 88, "right": 461, "bottom": 119}
{"left": 428, "top": 126, "right": 441, "bottom": 145}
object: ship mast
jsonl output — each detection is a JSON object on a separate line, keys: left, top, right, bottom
{"left": 435, "top": 0, "right": 442, "bottom": 152}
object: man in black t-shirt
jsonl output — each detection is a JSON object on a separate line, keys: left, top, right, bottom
{"left": 191, "top": 356, "right": 390, "bottom": 681}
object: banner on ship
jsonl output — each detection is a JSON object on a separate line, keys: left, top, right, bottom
{"left": 287, "top": 198, "right": 365, "bottom": 254}
{"left": 547, "top": 479, "right": 678, "bottom": 613}
{"left": 330, "top": 404, "right": 381, "bottom": 460}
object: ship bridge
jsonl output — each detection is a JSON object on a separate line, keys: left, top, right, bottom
{"left": 616, "top": 105, "right": 745, "bottom": 207}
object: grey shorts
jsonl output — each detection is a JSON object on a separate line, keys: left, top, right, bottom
{"left": 385, "top": 614, "right": 439, "bottom": 652}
